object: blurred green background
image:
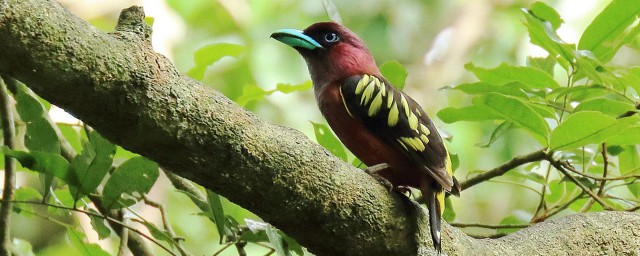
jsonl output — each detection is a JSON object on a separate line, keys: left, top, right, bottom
{"left": 21, "top": 0, "right": 630, "bottom": 255}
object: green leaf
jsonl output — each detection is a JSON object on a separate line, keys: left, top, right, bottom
{"left": 67, "top": 229, "right": 110, "bottom": 256}
{"left": 522, "top": 7, "right": 575, "bottom": 69}
{"left": 442, "top": 197, "right": 456, "bottom": 222}
{"left": 266, "top": 225, "right": 288, "bottom": 256}
{"left": 13, "top": 187, "right": 41, "bottom": 214}
{"left": 236, "top": 81, "right": 312, "bottom": 106}
{"left": 187, "top": 43, "right": 244, "bottom": 80}
{"left": 139, "top": 220, "right": 176, "bottom": 246}
{"left": 529, "top": 1, "right": 563, "bottom": 30}
{"left": 102, "top": 157, "right": 159, "bottom": 209}
{"left": 2, "top": 148, "right": 75, "bottom": 185}
{"left": 88, "top": 209, "right": 111, "bottom": 240}
{"left": 547, "top": 85, "right": 609, "bottom": 103}
{"left": 508, "top": 168, "right": 547, "bottom": 185}
{"left": 274, "top": 81, "right": 312, "bottom": 93}
{"left": 527, "top": 56, "right": 556, "bottom": 76}
{"left": 550, "top": 112, "right": 637, "bottom": 150}
{"left": 437, "top": 105, "right": 502, "bottom": 123}
{"left": 480, "top": 93, "right": 550, "bottom": 144}
{"left": 476, "top": 120, "right": 513, "bottom": 148}
{"left": 206, "top": 189, "right": 227, "bottom": 243}
{"left": 11, "top": 238, "right": 35, "bottom": 256}
{"left": 71, "top": 131, "right": 116, "bottom": 201}
{"left": 578, "top": 0, "right": 640, "bottom": 63}
{"left": 607, "top": 125, "right": 640, "bottom": 145}
{"left": 453, "top": 82, "right": 528, "bottom": 98}
{"left": 497, "top": 215, "right": 528, "bottom": 235}
{"left": 465, "top": 63, "right": 560, "bottom": 89}
{"left": 618, "top": 145, "right": 640, "bottom": 198}
{"left": 574, "top": 98, "right": 636, "bottom": 117}
{"left": 380, "top": 60, "right": 408, "bottom": 90}
{"left": 310, "top": 121, "right": 348, "bottom": 161}
{"left": 14, "top": 84, "right": 60, "bottom": 154}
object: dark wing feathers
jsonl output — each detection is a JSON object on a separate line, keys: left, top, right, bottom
{"left": 340, "top": 74, "right": 454, "bottom": 189}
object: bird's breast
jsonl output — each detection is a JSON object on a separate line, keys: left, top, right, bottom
{"left": 315, "top": 83, "right": 422, "bottom": 187}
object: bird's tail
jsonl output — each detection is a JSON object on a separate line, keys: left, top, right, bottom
{"left": 420, "top": 179, "right": 444, "bottom": 255}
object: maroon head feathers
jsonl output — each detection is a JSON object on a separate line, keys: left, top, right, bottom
{"left": 297, "top": 22, "right": 381, "bottom": 88}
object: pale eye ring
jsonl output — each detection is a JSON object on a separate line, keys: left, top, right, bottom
{"left": 324, "top": 32, "right": 340, "bottom": 43}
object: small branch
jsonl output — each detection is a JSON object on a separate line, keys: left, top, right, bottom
{"left": 597, "top": 143, "right": 609, "bottom": 197}
{"left": 533, "top": 165, "right": 552, "bottom": 219}
{"left": 547, "top": 156, "right": 613, "bottom": 210}
{"left": 532, "top": 192, "right": 584, "bottom": 223}
{"left": 0, "top": 76, "right": 16, "bottom": 256}
{"left": 117, "top": 217, "right": 130, "bottom": 256}
{"left": 6, "top": 200, "right": 177, "bottom": 256}
{"left": 560, "top": 160, "right": 640, "bottom": 181}
{"left": 450, "top": 223, "right": 530, "bottom": 229}
{"left": 142, "top": 196, "right": 191, "bottom": 256}
{"left": 459, "top": 149, "right": 547, "bottom": 191}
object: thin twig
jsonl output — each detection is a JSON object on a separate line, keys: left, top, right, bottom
{"left": 547, "top": 156, "right": 613, "bottom": 210}
{"left": 459, "top": 149, "right": 547, "bottom": 191}
{"left": 0, "top": 76, "right": 16, "bottom": 256}
{"left": 142, "top": 196, "right": 191, "bottom": 256}
{"left": 5, "top": 200, "right": 177, "bottom": 256}
{"left": 559, "top": 161, "right": 640, "bottom": 181}
{"left": 450, "top": 223, "right": 530, "bottom": 229}
{"left": 533, "top": 164, "right": 552, "bottom": 219}
{"left": 597, "top": 143, "right": 609, "bottom": 196}
{"left": 533, "top": 192, "right": 584, "bottom": 222}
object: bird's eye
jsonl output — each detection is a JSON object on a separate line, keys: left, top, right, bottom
{"left": 323, "top": 32, "right": 340, "bottom": 43}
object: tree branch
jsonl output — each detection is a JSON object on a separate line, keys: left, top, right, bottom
{"left": 0, "top": 76, "right": 16, "bottom": 256}
{"left": 458, "top": 149, "right": 547, "bottom": 191}
{"left": 0, "top": 1, "right": 639, "bottom": 255}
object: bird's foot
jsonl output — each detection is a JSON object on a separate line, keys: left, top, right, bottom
{"left": 364, "top": 163, "right": 394, "bottom": 192}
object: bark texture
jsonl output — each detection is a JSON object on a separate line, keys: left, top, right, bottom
{"left": 0, "top": 1, "right": 638, "bottom": 255}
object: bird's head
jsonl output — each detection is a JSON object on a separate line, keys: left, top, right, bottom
{"left": 271, "top": 22, "right": 380, "bottom": 88}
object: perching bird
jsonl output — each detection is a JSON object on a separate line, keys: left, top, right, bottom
{"left": 271, "top": 22, "right": 459, "bottom": 254}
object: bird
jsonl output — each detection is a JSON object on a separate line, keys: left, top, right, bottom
{"left": 271, "top": 22, "right": 459, "bottom": 254}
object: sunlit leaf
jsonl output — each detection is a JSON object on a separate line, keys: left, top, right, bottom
{"left": 102, "top": 157, "right": 159, "bottom": 209}
{"left": 578, "top": 0, "right": 640, "bottom": 63}
{"left": 480, "top": 93, "right": 549, "bottom": 144}
{"left": 550, "top": 112, "right": 638, "bottom": 150}
{"left": 437, "top": 105, "right": 502, "bottom": 123}
{"left": 187, "top": 43, "right": 244, "bottom": 80}
{"left": 574, "top": 98, "right": 636, "bottom": 117}
{"left": 11, "top": 238, "right": 35, "bottom": 256}
{"left": 522, "top": 6, "right": 575, "bottom": 69}
{"left": 529, "top": 1, "right": 563, "bottom": 30}
{"left": 380, "top": 60, "right": 408, "bottom": 90}
{"left": 607, "top": 125, "right": 640, "bottom": 145}
{"left": 310, "top": 121, "right": 348, "bottom": 161}
{"left": 465, "top": 63, "right": 560, "bottom": 89}
{"left": 527, "top": 56, "right": 556, "bottom": 76}
{"left": 453, "top": 82, "right": 528, "bottom": 98}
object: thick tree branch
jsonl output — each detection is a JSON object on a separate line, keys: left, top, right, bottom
{"left": 0, "top": 1, "right": 639, "bottom": 255}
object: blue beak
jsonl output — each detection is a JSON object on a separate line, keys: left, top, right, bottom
{"left": 271, "top": 28, "right": 324, "bottom": 50}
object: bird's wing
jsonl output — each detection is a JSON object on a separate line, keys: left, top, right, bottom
{"left": 339, "top": 74, "right": 454, "bottom": 190}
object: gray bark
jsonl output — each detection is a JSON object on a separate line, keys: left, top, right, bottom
{"left": 0, "top": 1, "right": 638, "bottom": 255}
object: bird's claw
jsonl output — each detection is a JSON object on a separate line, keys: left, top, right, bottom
{"left": 364, "top": 163, "right": 394, "bottom": 192}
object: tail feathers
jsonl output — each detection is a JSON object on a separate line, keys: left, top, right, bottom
{"left": 422, "top": 184, "right": 443, "bottom": 255}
